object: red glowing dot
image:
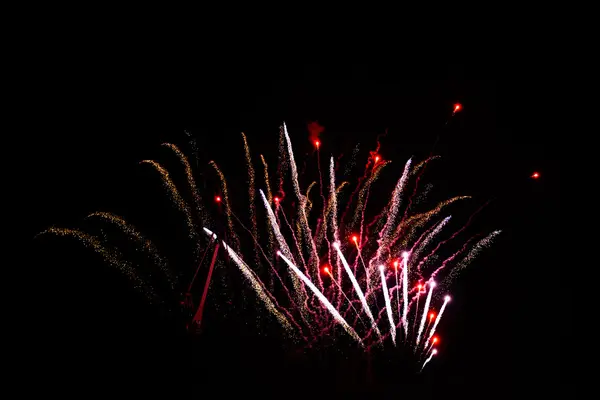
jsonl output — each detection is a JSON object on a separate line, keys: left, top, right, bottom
{"left": 532, "top": 172, "right": 540, "bottom": 179}
{"left": 274, "top": 196, "right": 280, "bottom": 203}
{"left": 393, "top": 261, "right": 399, "bottom": 268}
{"left": 352, "top": 235, "right": 358, "bottom": 243}
{"left": 454, "top": 103, "right": 462, "bottom": 112}
{"left": 315, "top": 140, "right": 320, "bottom": 148}
{"left": 323, "top": 266, "right": 330, "bottom": 274}
{"left": 429, "top": 312, "right": 435, "bottom": 320}
{"left": 215, "top": 196, "right": 221, "bottom": 203}
{"left": 375, "top": 156, "right": 380, "bottom": 163}
{"left": 432, "top": 336, "right": 439, "bottom": 343}
{"left": 418, "top": 284, "right": 422, "bottom": 289}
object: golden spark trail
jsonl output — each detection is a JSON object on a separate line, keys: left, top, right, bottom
{"left": 441, "top": 230, "right": 502, "bottom": 287}
{"left": 140, "top": 160, "right": 199, "bottom": 255}
{"left": 86, "top": 212, "right": 177, "bottom": 290}
{"left": 259, "top": 155, "right": 275, "bottom": 264}
{"left": 305, "top": 181, "right": 317, "bottom": 214}
{"left": 162, "top": 143, "right": 207, "bottom": 226}
{"left": 392, "top": 196, "right": 471, "bottom": 251}
{"left": 209, "top": 160, "right": 239, "bottom": 250}
{"left": 241, "top": 133, "right": 260, "bottom": 269}
{"left": 36, "top": 227, "right": 156, "bottom": 300}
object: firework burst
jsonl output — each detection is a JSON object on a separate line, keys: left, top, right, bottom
{"left": 37, "top": 112, "right": 499, "bottom": 372}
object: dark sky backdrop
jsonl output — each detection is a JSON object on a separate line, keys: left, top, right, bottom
{"left": 26, "top": 59, "right": 562, "bottom": 398}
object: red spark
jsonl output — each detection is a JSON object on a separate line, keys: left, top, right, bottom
{"left": 393, "top": 260, "right": 399, "bottom": 268}
{"left": 432, "top": 336, "right": 439, "bottom": 343}
{"left": 215, "top": 196, "right": 221, "bottom": 203}
{"left": 532, "top": 172, "right": 540, "bottom": 179}
{"left": 454, "top": 103, "right": 462, "bottom": 112}
{"left": 314, "top": 140, "right": 320, "bottom": 149}
{"left": 274, "top": 196, "right": 280, "bottom": 203}
{"left": 323, "top": 265, "right": 330, "bottom": 274}
{"left": 375, "top": 155, "right": 380, "bottom": 163}
{"left": 352, "top": 235, "right": 358, "bottom": 243}
{"left": 429, "top": 312, "right": 435, "bottom": 320}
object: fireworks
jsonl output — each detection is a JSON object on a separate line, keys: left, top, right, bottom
{"left": 37, "top": 110, "right": 499, "bottom": 373}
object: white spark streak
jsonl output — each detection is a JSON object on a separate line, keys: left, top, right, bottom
{"left": 416, "top": 280, "right": 436, "bottom": 346}
{"left": 420, "top": 349, "right": 437, "bottom": 372}
{"left": 203, "top": 228, "right": 293, "bottom": 333}
{"left": 334, "top": 242, "right": 381, "bottom": 338}
{"left": 426, "top": 295, "right": 450, "bottom": 347}
{"left": 402, "top": 253, "right": 409, "bottom": 336}
{"left": 277, "top": 251, "right": 363, "bottom": 345}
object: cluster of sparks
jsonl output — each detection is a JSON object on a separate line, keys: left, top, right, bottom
{"left": 37, "top": 103, "right": 502, "bottom": 372}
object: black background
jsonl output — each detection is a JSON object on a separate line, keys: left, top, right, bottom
{"left": 21, "top": 43, "right": 562, "bottom": 398}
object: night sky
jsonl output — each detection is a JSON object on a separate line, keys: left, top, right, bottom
{"left": 26, "top": 60, "right": 562, "bottom": 397}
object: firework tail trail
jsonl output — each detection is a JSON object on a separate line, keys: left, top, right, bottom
{"left": 259, "top": 189, "right": 314, "bottom": 319}
{"left": 415, "top": 200, "right": 490, "bottom": 273}
{"left": 277, "top": 251, "right": 363, "bottom": 346}
{"left": 334, "top": 242, "right": 382, "bottom": 339}
{"left": 416, "top": 281, "right": 436, "bottom": 347}
{"left": 316, "top": 146, "right": 332, "bottom": 271}
{"left": 86, "top": 212, "right": 178, "bottom": 291}
{"left": 36, "top": 228, "right": 157, "bottom": 301}
{"left": 209, "top": 161, "right": 240, "bottom": 251}
{"left": 340, "top": 131, "right": 386, "bottom": 225}
{"left": 394, "top": 155, "right": 440, "bottom": 240}
{"left": 420, "top": 349, "right": 437, "bottom": 372}
{"left": 278, "top": 203, "right": 309, "bottom": 273}
{"left": 425, "top": 295, "right": 450, "bottom": 349}
{"left": 241, "top": 133, "right": 261, "bottom": 273}
{"left": 305, "top": 181, "right": 317, "bottom": 215}
{"left": 368, "top": 158, "right": 412, "bottom": 286}
{"left": 191, "top": 242, "right": 220, "bottom": 328}
{"left": 441, "top": 230, "right": 502, "bottom": 287}
{"left": 283, "top": 123, "right": 323, "bottom": 291}
{"left": 228, "top": 209, "right": 318, "bottom": 338}
{"left": 202, "top": 228, "right": 302, "bottom": 338}
{"left": 162, "top": 143, "right": 207, "bottom": 229}
{"left": 390, "top": 197, "right": 470, "bottom": 256}
{"left": 140, "top": 160, "right": 199, "bottom": 257}
{"left": 328, "top": 157, "right": 343, "bottom": 309}
{"left": 227, "top": 209, "right": 301, "bottom": 310}
{"left": 410, "top": 216, "right": 452, "bottom": 267}
{"left": 365, "top": 155, "right": 431, "bottom": 239}
{"left": 259, "top": 155, "right": 276, "bottom": 289}
{"left": 276, "top": 129, "right": 287, "bottom": 198}
{"left": 379, "top": 265, "right": 396, "bottom": 346}
{"left": 402, "top": 253, "right": 409, "bottom": 336}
